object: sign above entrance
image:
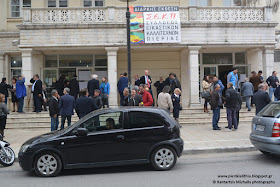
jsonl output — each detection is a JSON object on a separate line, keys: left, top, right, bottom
{"left": 130, "top": 6, "right": 181, "bottom": 44}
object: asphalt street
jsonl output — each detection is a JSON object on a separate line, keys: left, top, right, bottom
{"left": 0, "top": 151, "right": 279, "bottom": 187}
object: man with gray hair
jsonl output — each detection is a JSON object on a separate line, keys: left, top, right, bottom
{"left": 210, "top": 84, "right": 224, "bottom": 130}
{"left": 253, "top": 83, "right": 271, "bottom": 115}
{"left": 87, "top": 74, "right": 99, "bottom": 97}
{"left": 49, "top": 89, "right": 60, "bottom": 131}
{"left": 59, "top": 87, "right": 75, "bottom": 129}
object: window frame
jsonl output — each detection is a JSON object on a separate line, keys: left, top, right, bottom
{"left": 83, "top": 0, "right": 105, "bottom": 7}
{"left": 188, "top": 0, "right": 211, "bottom": 6}
{"left": 47, "top": 0, "right": 68, "bottom": 8}
{"left": 275, "top": 50, "right": 280, "bottom": 63}
{"left": 223, "top": 0, "right": 245, "bottom": 7}
{"left": 11, "top": 0, "right": 31, "bottom": 18}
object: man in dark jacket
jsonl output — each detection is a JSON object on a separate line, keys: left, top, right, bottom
{"left": 250, "top": 71, "right": 262, "bottom": 93}
{"left": 154, "top": 77, "right": 165, "bottom": 96}
{"left": 0, "top": 78, "right": 11, "bottom": 104}
{"left": 59, "top": 88, "right": 75, "bottom": 130}
{"left": 235, "top": 92, "right": 243, "bottom": 127}
{"left": 87, "top": 74, "right": 99, "bottom": 97}
{"left": 266, "top": 71, "right": 279, "bottom": 101}
{"left": 210, "top": 84, "right": 224, "bottom": 130}
{"left": 225, "top": 82, "right": 238, "bottom": 131}
{"left": 170, "top": 73, "right": 181, "bottom": 94}
{"left": 93, "top": 89, "right": 103, "bottom": 109}
{"left": 123, "top": 89, "right": 143, "bottom": 106}
{"left": 75, "top": 88, "right": 97, "bottom": 119}
{"left": 49, "top": 89, "right": 60, "bottom": 131}
{"left": 164, "top": 73, "right": 173, "bottom": 87}
{"left": 31, "top": 74, "right": 43, "bottom": 113}
{"left": 253, "top": 84, "right": 271, "bottom": 115}
{"left": 69, "top": 75, "right": 80, "bottom": 99}
{"left": 134, "top": 75, "right": 141, "bottom": 86}
{"left": 140, "top": 70, "right": 152, "bottom": 89}
{"left": 117, "top": 73, "right": 128, "bottom": 106}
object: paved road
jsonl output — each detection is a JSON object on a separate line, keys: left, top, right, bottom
{"left": 0, "top": 151, "right": 279, "bottom": 187}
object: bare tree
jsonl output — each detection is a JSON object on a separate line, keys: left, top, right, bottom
{"left": 246, "top": 0, "right": 279, "bottom": 12}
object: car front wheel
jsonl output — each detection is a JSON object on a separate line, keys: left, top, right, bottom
{"left": 151, "top": 146, "right": 177, "bottom": 171}
{"left": 34, "top": 152, "right": 62, "bottom": 177}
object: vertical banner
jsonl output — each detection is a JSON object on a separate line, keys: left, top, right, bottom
{"left": 133, "top": 6, "right": 181, "bottom": 44}
{"left": 130, "top": 6, "right": 144, "bottom": 44}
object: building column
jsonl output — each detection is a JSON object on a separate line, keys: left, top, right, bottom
{"left": 105, "top": 47, "right": 119, "bottom": 108}
{"left": 188, "top": 46, "right": 201, "bottom": 107}
{"left": 0, "top": 52, "right": 4, "bottom": 80}
{"left": 180, "top": 48, "right": 189, "bottom": 108}
{"left": 263, "top": 45, "right": 275, "bottom": 80}
{"left": 21, "top": 48, "right": 33, "bottom": 85}
{"left": 247, "top": 48, "right": 263, "bottom": 72}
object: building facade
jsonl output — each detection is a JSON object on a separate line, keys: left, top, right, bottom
{"left": 0, "top": 0, "right": 280, "bottom": 109}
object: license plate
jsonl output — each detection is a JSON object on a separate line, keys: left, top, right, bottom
{"left": 255, "top": 125, "right": 265, "bottom": 132}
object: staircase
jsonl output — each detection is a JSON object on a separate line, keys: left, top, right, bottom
{"left": 6, "top": 105, "right": 255, "bottom": 129}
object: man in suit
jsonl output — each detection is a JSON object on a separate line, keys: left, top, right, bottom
{"left": 140, "top": 70, "right": 152, "bottom": 90}
{"left": 69, "top": 75, "right": 80, "bottom": 99}
{"left": 0, "top": 78, "right": 11, "bottom": 104}
{"left": 123, "top": 89, "right": 142, "bottom": 106}
{"left": 31, "top": 74, "right": 43, "bottom": 113}
{"left": 170, "top": 73, "right": 181, "bottom": 94}
{"left": 75, "top": 88, "right": 97, "bottom": 119}
{"left": 134, "top": 75, "right": 141, "bottom": 86}
{"left": 266, "top": 71, "right": 279, "bottom": 101}
{"left": 49, "top": 89, "right": 60, "bottom": 131}
{"left": 87, "top": 74, "right": 99, "bottom": 97}
{"left": 59, "top": 88, "right": 75, "bottom": 130}
{"left": 241, "top": 78, "right": 254, "bottom": 111}
{"left": 253, "top": 84, "right": 271, "bottom": 115}
{"left": 117, "top": 72, "right": 128, "bottom": 106}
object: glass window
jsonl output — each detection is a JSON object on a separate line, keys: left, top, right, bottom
{"left": 235, "top": 66, "right": 249, "bottom": 79}
{"left": 199, "top": 0, "right": 209, "bottom": 6}
{"left": 80, "top": 112, "right": 123, "bottom": 132}
{"left": 59, "top": 55, "right": 93, "bottom": 67}
{"left": 128, "top": 112, "right": 166, "bottom": 129}
{"left": 11, "top": 0, "right": 20, "bottom": 17}
{"left": 223, "top": 0, "right": 244, "bottom": 6}
{"left": 45, "top": 55, "right": 58, "bottom": 67}
{"left": 95, "top": 59, "right": 107, "bottom": 67}
{"left": 275, "top": 51, "right": 280, "bottom": 62}
{"left": 84, "top": 0, "right": 92, "bottom": 7}
{"left": 189, "top": 0, "right": 209, "bottom": 6}
{"left": 233, "top": 0, "right": 242, "bottom": 6}
{"left": 48, "top": 0, "right": 56, "bottom": 7}
{"left": 95, "top": 0, "right": 104, "bottom": 7}
{"left": 23, "top": 0, "right": 31, "bottom": 7}
{"left": 11, "top": 57, "right": 22, "bottom": 67}
{"left": 235, "top": 53, "right": 246, "bottom": 64}
{"left": 257, "top": 103, "right": 280, "bottom": 117}
{"left": 203, "top": 53, "right": 233, "bottom": 64}
{"left": 189, "top": 0, "right": 197, "bottom": 6}
{"left": 11, "top": 69, "right": 22, "bottom": 79}
{"left": 59, "top": 0, "right": 67, "bottom": 7}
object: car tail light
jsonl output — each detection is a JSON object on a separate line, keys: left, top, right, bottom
{"left": 272, "top": 123, "right": 280, "bottom": 137}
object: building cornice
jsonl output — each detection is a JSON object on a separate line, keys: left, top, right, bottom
{"left": 0, "top": 32, "right": 20, "bottom": 38}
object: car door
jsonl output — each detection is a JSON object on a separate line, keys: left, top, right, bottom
{"left": 122, "top": 111, "right": 168, "bottom": 160}
{"left": 60, "top": 111, "right": 128, "bottom": 165}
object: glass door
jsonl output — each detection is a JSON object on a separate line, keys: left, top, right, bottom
{"left": 76, "top": 68, "right": 93, "bottom": 91}
{"left": 42, "top": 68, "right": 58, "bottom": 98}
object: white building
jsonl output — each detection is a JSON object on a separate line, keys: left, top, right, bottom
{"left": 0, "top": 0, "right": 280, "bottom": 109}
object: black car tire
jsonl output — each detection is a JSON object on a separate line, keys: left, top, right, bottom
{"left": 151, "top": 146, "right": 177, "bottom": 171}
{"left": 260, "top": 150, "right": 271, "bottom": 155}
{"left": 0, "top": 147, "right": 15, "bottom": 167}
{"left": 34, "top": 152, "right": 62, "bottom": 177}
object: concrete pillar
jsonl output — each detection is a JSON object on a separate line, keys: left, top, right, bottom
{"left": 105, "top": 47, "right": 119, "bottom": 108}
{"left": 180, "top": 48, "right": 189, "bottom": 108}
{"left": 263, "top": 45, "right": 275, "bottom": 80}
{"left": 188, "top": 46, "right": 201, "bottom": 107}
{"left": 4, "top": 54, "right": 9, "bottom": 83}
{"left": 0, "top": 52, "right": 4, "bottom": 80}
{"left": 247, "top": 48, "right": 263, "bottom": 73}
{"left": 21, "top": 48, "right": 33, "bottom": 85}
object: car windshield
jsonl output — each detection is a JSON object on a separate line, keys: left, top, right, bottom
{"left": 257, "top": 103, "right": 280, "bottom": 118}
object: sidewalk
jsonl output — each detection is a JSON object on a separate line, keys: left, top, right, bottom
{"left": 4, "top": 119, "right": 254, "bottom": 159}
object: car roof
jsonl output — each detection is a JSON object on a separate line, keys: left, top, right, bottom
{"left": 96, "top": 107, "right": 167, "bottom": 113}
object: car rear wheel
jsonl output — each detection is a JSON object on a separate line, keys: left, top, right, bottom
{"left": 151, "top": 146, "right": 177, "bottom": 171}
{"left": 260, "top": 150, "right": 271, "bottom": 155}
{"left": 34, "top": 152, "right": 62, "bottom": 177}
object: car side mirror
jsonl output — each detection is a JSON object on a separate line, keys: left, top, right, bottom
{"left": 76, "top": 128, "right": 88, "bottom": 137}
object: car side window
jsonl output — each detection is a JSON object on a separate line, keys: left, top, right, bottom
{"left": 80, "top": 112, "right": 123, "bottom": 132}
{"left": 128, "top": 111, "right": 165, "bottom": 129}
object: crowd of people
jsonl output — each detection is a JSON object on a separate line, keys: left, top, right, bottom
{"left": 203, "top": 67, "right": 276, "bottom": 131}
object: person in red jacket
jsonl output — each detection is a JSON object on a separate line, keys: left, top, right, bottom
{"left": 139, "top": 84, "right": 153, "bottom": 106}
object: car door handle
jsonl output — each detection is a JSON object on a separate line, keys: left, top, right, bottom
{"left": 116, "top": 135, "right": 125, "bottom": 140}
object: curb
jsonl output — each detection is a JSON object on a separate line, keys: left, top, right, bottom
{"left": 183, "top": 146, "right": 257, "bottom": 155}
{"left": 14, "top": 146, "right": 257, "bottom": 163}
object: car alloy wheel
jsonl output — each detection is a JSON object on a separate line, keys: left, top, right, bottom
{"left": 151, "top": 146, "right": 177, "bottom": 171}
{"left": 0, "top": 147, "right": 15, "bottom": 166}
{"left": 34, "top": 152, "right": 62, "bottom": 177}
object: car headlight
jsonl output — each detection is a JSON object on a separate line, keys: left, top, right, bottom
{"left": 20, "top": 145, "right": 30, "bottom": 153}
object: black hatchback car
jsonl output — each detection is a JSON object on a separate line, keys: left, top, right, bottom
{"left": 19, "top": 107, "right": 183, "bottom": 177}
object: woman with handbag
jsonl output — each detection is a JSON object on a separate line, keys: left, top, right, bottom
{"left": 202, "top": 75, "right": 211, "bottom": 113}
